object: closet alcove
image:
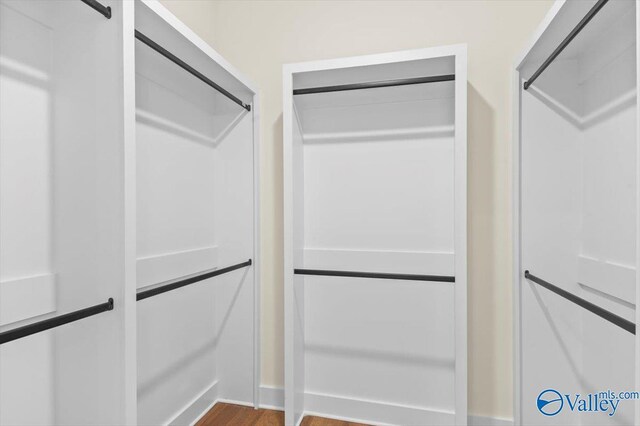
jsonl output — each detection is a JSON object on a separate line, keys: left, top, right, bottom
{"left": 134, "top": 1, "right": 259, "bottom": 424}
{"left": 283, "top": 46, "right": 467, "bottom": 426}
{"left": 0, "top": 1, "right": 260, "bottom": 424}
{"left": 0, "top": 1, "right": 129, "bottom": 423}
{"left": 514, "top": 0, "right": 639, "bottom": 424}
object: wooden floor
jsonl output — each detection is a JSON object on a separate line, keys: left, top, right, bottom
{"left": 196, "top": 403, "right": 282, "bottom": 426}
{"left": 196, "top": 403, "right": 368, "bottom": 426}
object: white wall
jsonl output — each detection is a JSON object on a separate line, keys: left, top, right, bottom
{"left": 2, "top": 1, "right": 132, "bottom": 424}
{"left": 160, "top": 0, "right": 554, "bottom": 419}
{"left": 0, "top": 3, "right": 55, "bottom": 422}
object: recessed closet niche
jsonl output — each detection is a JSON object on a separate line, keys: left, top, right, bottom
{"left": 515, "top": 0, "right": 639, "bottom": 424}
{"left": 283, "top": 46, "right": 467, "bottom": 426}
{"left": 134, "top": 1, "right": 259, "bottom": 424}
{"left": 0, "top": 1, "right": 260, "bottom": 424}
{"left": 0, "top": 1, "right": 131, "bottom": 424}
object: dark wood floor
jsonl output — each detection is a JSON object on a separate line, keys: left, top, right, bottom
{"left": 196, "top": 403, "right": 368, "bottom": 426}
{"left": 196, "top": 403, "right": 282, "bottom": 425}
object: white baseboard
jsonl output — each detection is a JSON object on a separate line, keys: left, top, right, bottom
{"left": 259, "top": 385, "right": 285, "bottom": 410}
{"left": 468, "top": 415, "right": 514, "bottom": 426}
{"left": 216, "top": 397, "right": 254, "bottom": 408}
{"left": 304, "top": 391, "right": 454, "bottom": 425}
{"left": 168, "top": 381, "right": 218, "bottom": 426}
{"left": 168, "top": 383, "right": 258, "bottom": 426}
{"left": 258, "top": 386, "right": 514, "bottom": 426}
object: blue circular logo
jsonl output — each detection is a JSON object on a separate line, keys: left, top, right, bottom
{"left": 537, "top": 389, "right": 563, "bottom": 416}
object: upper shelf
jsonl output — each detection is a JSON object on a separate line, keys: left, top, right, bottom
{"left": 293, "top": 77, "right": 455, "bottom": 111}
{"left": 135, "top": 0, "right": 255, "bottom": 109}
{"left": 293, "top": 74, "right": 454, "bottom": 95}
{"left": 520, "top": 0, "right": 635, "bottom": 86}
{"left": 292, "top": 55, "right": 455, "bottom": 110}
{"left": 518, "top": 0, "right": 636, "bottom": 126}
{"left": 135, "top": 30, "right": 250, "bottom": 111}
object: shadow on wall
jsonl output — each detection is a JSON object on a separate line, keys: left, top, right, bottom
{"left": 138, "top": 270, "right": 251, "bottom": 400}
{"left": 467, "top": 83, "right": 505, "bottom": 414}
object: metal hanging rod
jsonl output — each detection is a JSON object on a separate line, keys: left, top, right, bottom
{"left": 137, "top": 259, "right": 253, "bottom": 301}
{"left": 293, "top": 74, "right": 455, "bottom": 95}
{"left": 134, "top": 30, "right": 251, "bottom": 111}
{"left": 524, "top": 270, "right": 635, "bottom": 335}
{"left": 294, "top": 268, "right": 455, "bottom": 283}
{"left": 0, "top": 298, "right": 114, "bottom": 345}
{"left": 523, "top": 0, "right": 609, "bottom": 90}
{"left": 80, "top": 0, "right": 112, "bottom": 19}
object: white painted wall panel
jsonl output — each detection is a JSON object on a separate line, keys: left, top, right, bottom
{"left": 1, "top": 1, "right": 128, "bottom": 424}
{"left": 214, "top": 112, "right": 255, "bottom": 404}
{"left": 285, "top": 47, "right": 466, "bottom": 426}
{"left": 134, "top": 2, "right": 258, "bottom": 422}
{"left": 0, "top": 7, "right": 56, "bottom": 420}
{"left": 51, "top": 0, "right": 130, "bottom": 422}
{"left": 516, "top": 2, "right": 638, "bottom": 424}
{"left": 1, "top": 1, "right": 258, "bottom": 424}
{"left": 302, "top": 99, "right": 454, "bottom": 253}
{"left": 135, "top": 41, "right": 219, "bottom": 426}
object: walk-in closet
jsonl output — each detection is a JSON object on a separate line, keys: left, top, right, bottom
{"left": 283, "top": 46, "right": 467, "bottom": 426}
{"left": 0, "top": 1, "right": 260, "bottom": 424}
{"left": 514, "top": 0, "right": 639, "bottom": 424}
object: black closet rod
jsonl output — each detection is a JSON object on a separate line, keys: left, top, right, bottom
{"left": 134, "top": 30, "right": 251, "bottom": 111}
{"left": 293, "top": 74, "right": 455, "bottom": 95}
{"left": 0, "top": 298, "right": 114, "bottom": 345}
{"left": 523, "top": 0, "right": 609, "bottom": 90}
{"left": 137, "top": 259, "right": 253, "bottom": 301}
{"left": 524, "top": 270, "right": 635, "bottom": 335}
{"left": 294, "top": 268, "right": 455, "bottom": 283}
{"left": 80, "top": 0, "right": 112, "bottom": 19}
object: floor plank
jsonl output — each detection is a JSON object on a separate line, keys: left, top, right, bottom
{"left": 254, "top": 409, "right": 285, "bottom": 426}
{"left": 195, "top": 403, "right": 368, "bottom": 426}
{"left": 197, "top": 403, "right": 244, "bottom": 425}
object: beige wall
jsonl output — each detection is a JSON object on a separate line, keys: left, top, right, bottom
{"left": 160, "top": 0, "right": 553, "bottom": 419}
